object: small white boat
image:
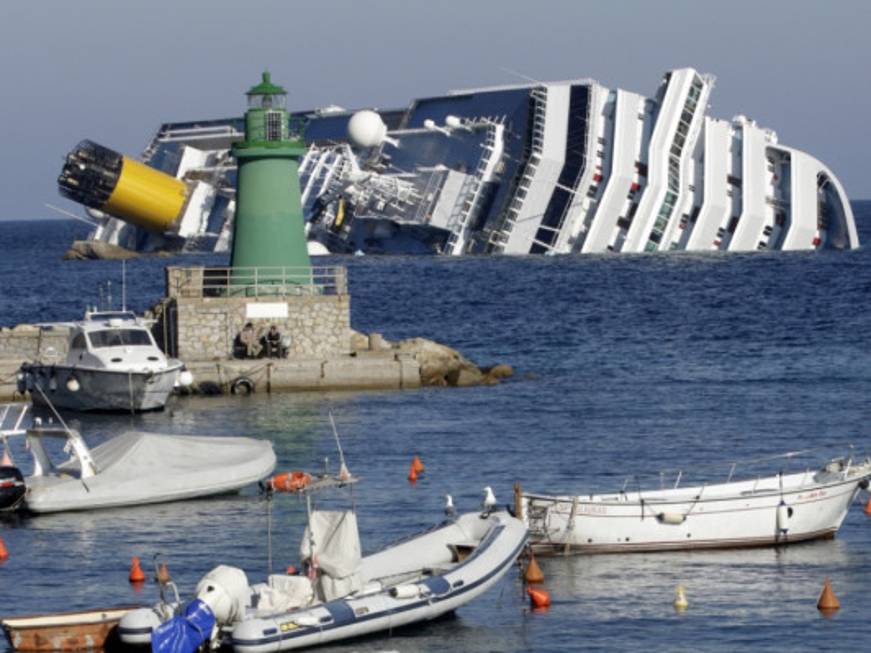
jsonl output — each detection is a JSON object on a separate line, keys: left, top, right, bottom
{"left": 119, "top": 475, "right": 527, "bottom": 653}
{"left": 519, "top": 449, "right": 871, "bottom": 554}
{"left": 0, "top": 403, "right": 276, "bottom": 513}
{"left": 18, "top": 311, "right": 188, "bottom": 412}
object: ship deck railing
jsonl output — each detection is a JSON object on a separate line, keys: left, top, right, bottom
{"left": 165, "top": 265, "right": 348, "bottom": 298}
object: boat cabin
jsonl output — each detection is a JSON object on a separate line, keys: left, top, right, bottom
{"left": 65, "top": 313, "right": 168, "bottom": 372}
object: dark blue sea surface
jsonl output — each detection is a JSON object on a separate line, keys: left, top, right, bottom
{"left": 1, "top": 203, "right": 870, "bottom": 652}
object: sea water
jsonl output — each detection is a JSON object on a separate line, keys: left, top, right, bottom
{"left": 0, "top": 203, "right": 870, "bottom": 652}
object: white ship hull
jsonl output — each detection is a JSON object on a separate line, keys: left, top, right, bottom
{"left": 66, "top": 67, "right": 858, "bottom": 258}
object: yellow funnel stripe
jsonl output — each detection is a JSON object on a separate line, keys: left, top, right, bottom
{"left": 103, "top": 157, "right": 187, "bottom": 231}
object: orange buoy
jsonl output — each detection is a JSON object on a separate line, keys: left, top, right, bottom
{"left": 524, "top": 551, "right": 544, "bottom": 584}
{"left": 286, "top": 565, "right": 297, "bottom": 575}
{"left": 156, "top": 562, "right": 171, "bottom": 585}
{"left": 129, "top": 556, "right": 146, "bottom": 583}
{"left": 817, "top": 578, "right": 840, "bottom": 613}
{"left": 0, "top": 535, "right": 8, "bottom": 561}
{"left": 863, "top": 497, "right": 871, "bottom": 516}
{"left": 527, "top": 586, "right": 551, "bottom": 609}
{"left": 412, "top": 456, "right": 425, "bottom": 475}
{"left": 408, "top": 464, "right": 418, "bottom": 483}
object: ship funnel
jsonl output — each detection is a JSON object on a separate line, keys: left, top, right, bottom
{"left": 58, "top": 140, "right": 188, "bottom": 233}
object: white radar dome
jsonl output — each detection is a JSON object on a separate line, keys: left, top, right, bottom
{"left": 348, "top": 110, "right": 388, "bottom": 148}
{"left": 445, "top": 115, "right": 463, "bottom": 129}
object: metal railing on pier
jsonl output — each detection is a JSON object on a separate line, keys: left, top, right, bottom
{"left": 166, "top": 266, "right": 348, "bottom": 299}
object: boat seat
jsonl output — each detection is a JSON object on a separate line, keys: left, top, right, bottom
{"left": 251, "top": 575, "right": 315, "bottom": 613}
{"left": 447, "top": 542, "right": 477, "bottom": 563}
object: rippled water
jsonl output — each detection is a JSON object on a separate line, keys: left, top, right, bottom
{"left": 1, "top": 204, "right": 870, "bottom": 652}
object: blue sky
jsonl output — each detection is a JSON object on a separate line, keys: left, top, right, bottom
{"left": 0, "top": 0, "right": 869, "bottom": 220}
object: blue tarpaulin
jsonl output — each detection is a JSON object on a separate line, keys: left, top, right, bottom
{"left": 152, "top": 599, "right": 216, "bottom": 653}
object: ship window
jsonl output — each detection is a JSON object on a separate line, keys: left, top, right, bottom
{"left": 88, "top": 329, "right": 153, "bottom": 348}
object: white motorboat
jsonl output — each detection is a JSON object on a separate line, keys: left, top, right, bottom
{"left": 0, "top": 403, "right": 276, "bottom": 514}
{"left": 18, "top": 310, "right": 188, "bottom": 412}
{"left": 519, "top": 449, "right": 871, "bottom": 555}
{"left": 118, "top": 474, "right": 527, "bottom": 653}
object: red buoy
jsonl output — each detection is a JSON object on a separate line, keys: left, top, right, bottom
{"left": 128, "top": 556, "right": 146, "bottom": 583}
{"left": 527, "top": 586, "right": 551, "bottom": 609}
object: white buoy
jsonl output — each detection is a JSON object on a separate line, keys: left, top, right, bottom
{"left": 177, "top": 370, "right": 194, "bottom": 387}
{"left": 66, "top": 377, "right": 80, "bottom": 392}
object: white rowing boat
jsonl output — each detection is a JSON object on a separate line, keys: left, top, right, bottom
{"left": 519, "top": 449, "right": 871, "bottom": 554}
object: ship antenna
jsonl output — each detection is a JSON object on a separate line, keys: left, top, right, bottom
{"left": 499, "top": 66, "right": 545, "bottom": 85}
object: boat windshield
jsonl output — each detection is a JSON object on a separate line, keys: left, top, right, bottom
{"left": 87, "top": 329, "right": 153, "bottom": 348}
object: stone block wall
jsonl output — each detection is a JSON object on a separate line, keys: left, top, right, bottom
{"left": 0, "top": 326, "right": 71, "bottom": 362}
{"left": 174, "top": 295, "right": 351, "bottom": 360}
{"left": 163, "top": 266, "right": 353, "bottom": 361}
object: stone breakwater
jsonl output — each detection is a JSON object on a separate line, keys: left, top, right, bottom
{"left": 0, "top": 323, "right": 513, "bottom": 400}
{"left": 352, "top": 331, "right": 514, "bottom": 388}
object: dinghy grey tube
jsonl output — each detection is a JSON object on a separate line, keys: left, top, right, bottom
{"left": 231, "top": 512, "right": 527, "bottom": 653}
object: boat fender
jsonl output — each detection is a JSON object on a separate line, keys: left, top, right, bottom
{"left": 656, "top": 512, "right": 687, "bottom": 525}
{"left": 390, "top": 584, "right": 423, "bottom": 599}
{"left": 859, "top": 479, "right": 869, "bottom": 490}
{"left": 776, "top": 501, "right": 791, "bottom": 533}
{"left": 230, "top": 377, "right": 255, "bottom": 395}
{"left": 118, "top": 607, "right": 164, "bottom": 646}
{"left": 292, "top": 615, "right": 321, "bottom": 628}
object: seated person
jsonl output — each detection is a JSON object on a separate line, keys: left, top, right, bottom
{"left": 237, "top": 322, "right": 262, "bottom": 359}
{"left": 264, "top": 325, "right": 286, "bottom": 358}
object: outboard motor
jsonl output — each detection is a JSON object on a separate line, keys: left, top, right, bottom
{"left": 0, "top": 466, "right": 25, "bottom": 511}
{"left": 150, "top": 566, "right": 249, "bottom": 653}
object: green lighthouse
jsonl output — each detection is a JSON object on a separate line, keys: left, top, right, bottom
{"left": 230, "top": 71, "right": 310, "bottom": 281}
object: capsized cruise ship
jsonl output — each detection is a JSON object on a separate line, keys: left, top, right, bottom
{"left": 60, "top": 67, "right": 858, "bottom": 256}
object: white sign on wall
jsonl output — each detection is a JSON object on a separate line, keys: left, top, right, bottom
{"left": 246, "top": 302, "right": 289, "bottom": 319}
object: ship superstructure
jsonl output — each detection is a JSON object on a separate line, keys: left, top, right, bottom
{"left": 63, "top": 68, "right": 858, "bottom": 256}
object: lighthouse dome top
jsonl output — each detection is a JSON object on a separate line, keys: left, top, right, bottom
{"left": 246, "top": 71, "right": 287, "bottom": 109}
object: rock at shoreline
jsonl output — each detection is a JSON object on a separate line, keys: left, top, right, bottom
{"left": 64, "top": 240, "right": 140, "bottom": 260}
{"left": 351, "top": 330, "right": 513, "bottom": 388}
